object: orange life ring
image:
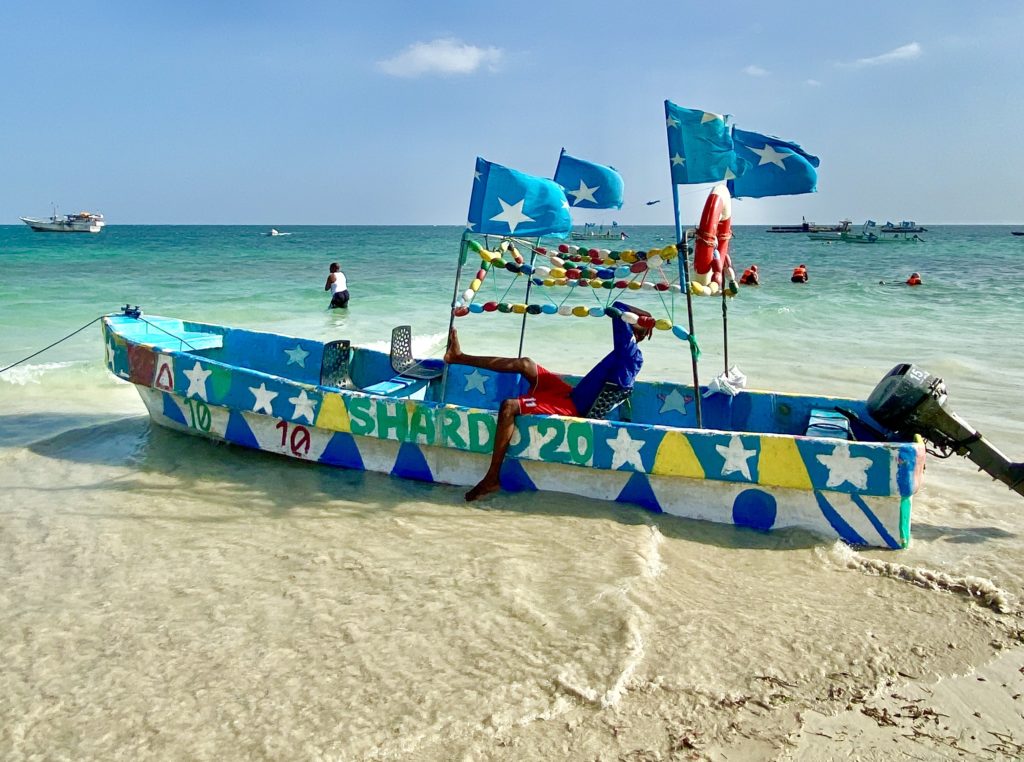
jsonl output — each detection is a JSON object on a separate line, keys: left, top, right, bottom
{"left": 692, "top": 185, "right": 733, "bottom": 292}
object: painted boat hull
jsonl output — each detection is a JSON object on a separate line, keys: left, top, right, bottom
{"left": 102, "top": 314, "right": 924, "bottom": 549}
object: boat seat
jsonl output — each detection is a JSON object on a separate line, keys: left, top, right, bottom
{"left": 319, "top": 338, "right": 428, "bottom": 398}
{"left": 320, "top": 340, "right": 355, "bottom": 389}
{"left": 390, "top": 325, "right": 444, "bottom": 381}
{"left": 585, "top": 383, "right": 632, "bottom": 421}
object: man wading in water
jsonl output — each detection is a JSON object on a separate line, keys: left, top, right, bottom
{"left": 444, "top": 301, "right": 652, "bottom": 500}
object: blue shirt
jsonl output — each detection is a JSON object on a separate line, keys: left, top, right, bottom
{"left": 569, "top": 301, "right": 644, "bottom": 415}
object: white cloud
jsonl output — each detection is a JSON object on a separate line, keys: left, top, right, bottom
{"left": 743, "top": 64, "right": 769, "bottom": 77}
{"left": 378, "top": 38, "right": 503, "bottom": 78}
{"left": 805, "top": 78, "right": 822, "bottom": 87}
{"left": 847, "top": 42, "right": 922, "bottom": 68}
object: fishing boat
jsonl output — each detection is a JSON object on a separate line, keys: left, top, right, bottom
{"left": 20, "top": 210, "right": 105, "bottom": 233}
{"left": 767, "top": 218, "right": 852, "bottom": 234}
{"left": 881, "top": 220, "right": 927, "bottom": 234}
{"left": 1012, "top": 231, "right": 1024, "bottom": 236}
{"left": 570, "top": 223, "right": 627, "bottom": 241}
{"left": 809, "top": 221, "right": 923, "bottom": 244}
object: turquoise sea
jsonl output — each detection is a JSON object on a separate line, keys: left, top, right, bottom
{"left": 3, "top": 223, "right": 1024, "bottom": 759}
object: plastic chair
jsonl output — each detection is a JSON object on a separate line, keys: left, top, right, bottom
{"left": 320, "top": 340, "right": 354, "bottom": 389}
{"left": 390, "top": 325, "right": 443, "bottom": 381}
{"left": 586, "top": 382, "right": 633, "bottom": 420}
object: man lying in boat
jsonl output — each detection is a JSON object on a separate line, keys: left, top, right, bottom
{"left": 444, "top": 301, "right": 653, "bottom": 501}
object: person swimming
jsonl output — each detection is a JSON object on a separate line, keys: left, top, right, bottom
{"left": 739, "top": 264, "right": 760, "bottom": 286}
{"left": 906, "top": 272, "right": 923, "bottom": 286}
{"left": 791, "top": 264, "right": 808, "bottom": 283}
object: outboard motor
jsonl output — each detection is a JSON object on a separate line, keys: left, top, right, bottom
{"left": 867, "top": 364, "right": 1024, "bottom": 496}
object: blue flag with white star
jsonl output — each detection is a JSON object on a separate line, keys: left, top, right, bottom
{"left": 727, "top": 128, "right": 820, "bottom": 198}
{"left": 553, "top": 150, "right": 624, "bottom": 209}
{"left": 467, "top": 157, "right": 573, "bottom": 238}
{"left": 665, "top": 101, "right": 750, "bottom": 184}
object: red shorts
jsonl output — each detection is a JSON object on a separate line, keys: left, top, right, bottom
{"left": 517, "top": 366, "right": 579, "bottom": 416}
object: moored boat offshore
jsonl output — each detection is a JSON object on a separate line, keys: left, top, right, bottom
{"left": 20, "top": 210, "right": 105, "bottom": 233}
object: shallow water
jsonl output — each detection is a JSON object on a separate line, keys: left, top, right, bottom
{"left": 2, "top": 224, "right": 1023, "bottom": 759}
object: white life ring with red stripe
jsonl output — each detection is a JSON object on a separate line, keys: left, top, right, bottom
{"left": 691, "top": 184, "right": 734, "bottom": 295}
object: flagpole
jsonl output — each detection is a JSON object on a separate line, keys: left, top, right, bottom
{"left": 721, "top": 278, "right": 729, "bottom": 374}
{"left": 516, "top": 239, "right": 538, "bottom": 358}
{"left": 440, "top": 231, "right": 471, "bottom": 404}
{"left": 672, "top": 181, "right": 703, "bottom": 428}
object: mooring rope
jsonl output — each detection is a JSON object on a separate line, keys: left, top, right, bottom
{"left": 0, "top": 314, "right": 112, "bottom": 375}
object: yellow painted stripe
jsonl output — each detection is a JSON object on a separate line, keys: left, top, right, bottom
{"left": 652, "top": 431, "right": 705, "bottom": 479}
{"left": 757, "top": 435, "right": 813, "bottom": 490}
{"left": 316, "top": 392, "right": 351, "bottom": 433}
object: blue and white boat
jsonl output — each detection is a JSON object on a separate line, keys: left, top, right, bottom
{"left": 102, "top": 289, "right": 926, "bottom": 550}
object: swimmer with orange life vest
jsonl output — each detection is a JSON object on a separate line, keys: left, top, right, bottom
{"left": 790, "top": 264, "right": 808, "bottom": 283}
{"left": 739, "top": 264, "right": 760, "bottom": 286}
{"left": 906, "top": 272, "right": 923, "bottom": 286}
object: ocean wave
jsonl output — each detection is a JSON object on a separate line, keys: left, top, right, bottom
{"left": 827, "top": 542, "right": 1015, "bottom": 614}
{"left": 0, "top": 361, "right": 81, "bottom": 385}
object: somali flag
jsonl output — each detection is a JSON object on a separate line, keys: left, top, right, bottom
{"left": 727, "top": 128, "right": 820, "bottom": 198}
{"left": 665, "top": 100, "right": 750, "bottom": 184}
{"left": 467, "top": 157, "right": 573, "bottom": 238}
{"left": 553, "top": 150, "right": 624, "bottom": 209}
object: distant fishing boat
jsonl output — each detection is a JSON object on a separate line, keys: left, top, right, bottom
{"left": 20, "top": 209, "right": 105, "bottom": 233}
{"left": 265, "top": 228, "right": 292, "bottom": 237}
{"left": 881, "top": 220, "right": 927, "bottom": 234}
{"left": 571, "top": 222, "right": 627, "bottom": 241}
{"left": 767, "top": 218, "right": 852, "bottom": 234}
{"left": 809, "top": 221, "right": 923, "bottom": 244}
{"left": 1011, "top": 231, "right": 1024, "bottom": 236}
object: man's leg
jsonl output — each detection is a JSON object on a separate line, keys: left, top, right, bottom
{"left": 444, "top": 328, "right": 538, "bottom": 386}
{"left": 466, "top": 397, "right": 519, "bottom": 501}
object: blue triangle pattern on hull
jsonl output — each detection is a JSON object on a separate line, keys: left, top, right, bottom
{"left": 320, "top": 432, "right": 365, "bottom": 471}
{"left": 162, "top": 393, "right": 188, "bottom": 427}
{"left": 499, "top": 459, "right": 537, "bottom": 493}
{"left": 391, "top": 442, "right": 433, "bottom": 482}
{"left": 224, "top": 410, "right": 259, "bottom": 450}
{"left": 616, "top": 472, "right": 663, "bottom": 513}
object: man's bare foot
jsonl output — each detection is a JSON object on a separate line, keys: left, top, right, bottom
{"left": 444, "top": 327, "right": 462, "bottom": 364}
{"left": 465, "top": 478, "right": 500, "bottom": 501}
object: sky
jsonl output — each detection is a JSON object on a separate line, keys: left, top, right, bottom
{"left": 3, "top": 0, "right": 1023, "bottom": 225}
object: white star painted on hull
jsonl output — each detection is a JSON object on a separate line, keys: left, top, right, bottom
{"left": 490, "top": 197, "right": 535, "bottom": 235}
{"left": 817, "top": 442, "right": 872, "bottom": 490}
{"left": 701, "top": 111, "right": 725, "bottom": 124}
{"left": 285, "top": 345, "right": 309, "bottom": 367}
{"left": 716, "top": 435, "right": 756, "bottom": 480}
{"left": 249, "top": 383, "right": 278, "bottom": 415}
{"left": 671, "top": 153, "right": 686, "bottom": 166}
{"left": 464, "top": 369, "right": 488, "bottom": 395}
{"left": 607, "top": 427, "right": 645, "bottom": 471}
{"left": 749, "top": 143, "right": 790, "bottom": 169}
{"left": 289, "top": 389, "right": 317, "bottom": 423}
{"left": 466, "top": 220, "right": 476, "bottom": 231}
{"left": 567, "top": 180, "right": 599, "bottom": 206}
{"left": 184, "top": 361, "right": 212, "bottom": 400}
{"left": 659, "top": 389, "right": 688, "bottom": 415}
{"left": 666, "top": 114, "right": 680, "bottom": 129}
{"left": 474, "top": 169, "right": 482, "bottom": 182}
{"left": 724, "top": 167, "right": 737, "bottom": 180}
